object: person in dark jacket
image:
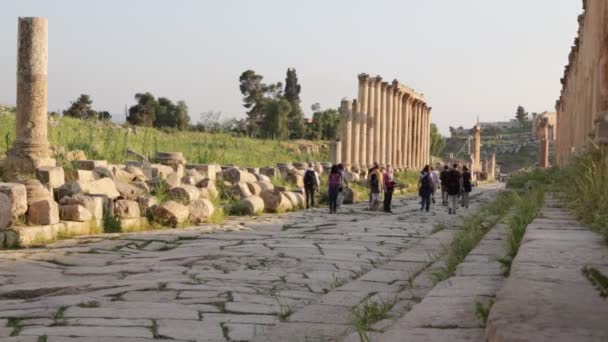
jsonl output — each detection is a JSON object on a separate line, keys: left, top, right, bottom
{"left": 461, "top": 166, "right": 472, "bottom": 208}
{"left": 418, "top": 165, "right": 432, "bottom": 212}
{"left": 446, "top": 164, "right": 462, "bottom": 215}
{"left": 383, "top": 165, "right": 395, "bottom": 213}
{"left": 440, "top": 165, "right": 449, "bottom": 205}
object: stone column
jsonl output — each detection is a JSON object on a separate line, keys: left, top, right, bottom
{"left": 358, "top": 74, "right": 369, "bottom": 170}
{"left": 395, "top": 89, "right": 403, "bottom": 169}
{"left": 538, "top": 117, "right": 550, "bottom": 168}
{"left": 489, "top": 154, "right": 496, "bottom": 180}
{"left": 330, "top": 141, "right": 341, "bottom": 165}
{"left": 366, "top": 77, "right": 376, "bottom": 167}
{"left": 404, "top": 97, "right": 412, "bottom": 168}
{"left": 379, "top": 82, "right": 388, "bottom": 166}
{"left": 421, "top": 105, "right": 427, "bottom": 166}
{"left": 339, "top": 99, "right": 352, "bottom": 169}
{"left": 372, "top": 76, "right": 382, "bottom": 166}
{"left": 400, "top": 94, "right": 409, "bottom": 170}
{"left": 471, "top": 124, "right": 481, "bottom": 172}
{"left": 410, "top": 101, "right": 418, "bottom": 169}
{"left": 391, "top": 85, "right": 399, "bottom": 168}
{"left": 351, "top": 100, "right": 360, "bottom": 171}
{"left": 385, "top": 85, "right": 394, "bottom": 167}
{"left": 426, "top": 107, "right": 432, "bottom": 165}
{"left": 5, "top": 17, "right": 55, "bottom": 177}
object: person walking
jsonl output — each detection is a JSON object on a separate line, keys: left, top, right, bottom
{"left": 303, "top": 163, "right": 320, "bottom": 209}
{"left": 461, "top": 166, "right": 472, "bottom": 208}
{"left": 369, "top": 166, "right": 384, "bottom": 211}
{"left": 337, "top": 163, "right": 347, "bottom": 209}
{"left": 430, "top": 166, "right": 440, "bottom": 204}
{"left": 446, "top": 163, "right": 462, "bottom": 215}
{"left": 418, "top": 165, "right": 433, "bottom": 212}
{"left": 367, "top": 162, "right": 379, "bottom": 209}
{"left": 440, "top": 165, "right": 449, "bottom": 205}
{"left": 383, "top": 165, "right": 395, "bottom": 213}
{"left": 327, "top": 165, "right": 342, "bottom": 214}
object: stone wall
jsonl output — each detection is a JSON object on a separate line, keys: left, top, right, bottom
{"left": 556, "top": 0, "right": 608, "bottom": 167}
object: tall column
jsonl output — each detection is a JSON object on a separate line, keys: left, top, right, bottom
{"left": 358, "top": 74, "right": 369, "bottom": 170}
{"left": 413, "top": 102, "right": 421, "bottom": 169}
{"left": 420, "top": 104, "right": 427, "bottom": 167}
{"left": 471, "top": 124, "right": 481, "bottom": 172}
{"left": 351, "top": 100, "right": 360, "bottom": 171}
{"left": 379, "top": 82, "right": 388, "bottom": 165}
{"left": 372, "top": 76, "right": 382, "bottom": 166}
{"left": 403, "top": 96, "right": 412, "bottom": 168}
{"left": 366, "top": 78, "right": 376, "bottom": 167}
{"left": 538, "top": 117, "right": 550, "bottom": 168}
{"left": 339, "top": 99, "right": 352, "bottom": 169}
{"left": 426, "top": 107, "right": 432, "bottom": 165}
{"left": 391, "top": 85, "right": 399, "bottom": 168}
{"left": 5, "top": 17, "right": 55, "bottom": 177}
{"left": 385, "top": 85, "right": 393, "bottom": 167}
{"left": 400, "top": 94, "right": 409, "bottom": 170}
{"left": 395, "top": 90, "right": 403, "bottom": 169}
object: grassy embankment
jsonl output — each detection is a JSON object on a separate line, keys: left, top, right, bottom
{"left": 0, "top": 111, "right": 327, "bottom": 167}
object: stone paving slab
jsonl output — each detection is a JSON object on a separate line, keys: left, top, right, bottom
{"left": 485, "top": 196, "right": 608, "bottom": 342}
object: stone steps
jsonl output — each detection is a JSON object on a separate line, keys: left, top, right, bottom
{"left": 485, "top": 195, "right": 608, "bottom": 342}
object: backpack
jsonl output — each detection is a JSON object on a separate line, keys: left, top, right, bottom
{"left": 370, "top": 172, "right": 379, "bottom": 192}
{"left": 420, "top": 173, "right": 432, "bottom": 191}
{"left": 304, "top": 170, "right": 316, "bottom": 188}
{"left": 329, "top": 173, "right": 341, "bottom": 187}
{"left": 447, "top": 170, "right": 461, "bottom": 195}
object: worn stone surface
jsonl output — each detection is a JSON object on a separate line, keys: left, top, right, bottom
{"left": 0, "top": 193, "right": 11, "bottom": 229}
{"left": 28, "top": 198, "right": 59, "bottom": 225}
{"left": 0, "top": 182, "right": 28, "bottom": 218}
{"left": 153, "top": 201, "right": 189, "bottom": 227}
{"left": 486, "top": 196, "right": 608, "bottom": 342}
{"left": 114, "top": 200, "right": 141, "bottom": 219}
{"left": 189, "top": 199, "right": 215, "bottom": 224}
{"left": 0, "top": 184, "right": 502, "bottom": 341}
{"left": 240, "top": 195, "right": 265, "bottom": 215}
{"left": 59, "top": 204, "right": 92, "bottom": 222}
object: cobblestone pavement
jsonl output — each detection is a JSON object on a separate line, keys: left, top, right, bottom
{"left": 0, "top": 184, "right": 502, "bottom": 342}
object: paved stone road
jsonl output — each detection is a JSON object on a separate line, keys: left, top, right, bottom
{"left": 0, "top": 184, "right": 502, "bottom": 342}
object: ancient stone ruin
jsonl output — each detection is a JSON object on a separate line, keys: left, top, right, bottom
{"left": 556, "top": 0, "right": 608, "bottom": 166}
{"left": 331, "top": 74, "right": 432, "bottom": 171}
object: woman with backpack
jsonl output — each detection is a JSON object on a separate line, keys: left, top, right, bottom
{"left": 461, "top": 166, "right": 472, "bottom": 208}
{"left": 327, "top": 165, "right": 342, "bottom": 214}
{"left": 369, "top": 166, "right": 384, "bottom": 211}
{"left": 418, "top": 165, "right": 432, "bottom": 212}
{"left": 446, "top": 163, "right": 462, "bottom": 215}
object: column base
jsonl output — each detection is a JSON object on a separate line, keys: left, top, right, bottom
{"left": 2, "top": 154, "right": 56, "bottom": 180}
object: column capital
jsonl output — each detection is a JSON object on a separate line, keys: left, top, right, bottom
{"left": 374, "top": 75, "right": 383, "bottom": 84}
{"left": 386, "top": 84, "right": 393, "bottom": 92}
{"left": 380, "top": 81, "right": 388, "bottom": 89}
{"left": 391, "top": 79, "right": 399, "bottom": 89}
{"left": 358, "top": 73, "right": 370, "bottom": 85}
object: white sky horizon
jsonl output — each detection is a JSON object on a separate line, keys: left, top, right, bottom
{"left": 0, "top": 0, "right": 582, "bottom": 135}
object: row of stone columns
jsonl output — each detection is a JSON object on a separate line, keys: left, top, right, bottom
{"left": 336, "top": 74, "right": 431, "bottom": 171}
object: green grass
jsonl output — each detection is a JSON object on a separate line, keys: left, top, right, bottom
{"left": 475, "top": 299, "right": 495, "bottom": 327}
{"left": 351, "top": 298, "right": 395, "bottom": 341}
{"left": 102, "top": 214, "right": 122, "bottom": 233}
{"left": 582, "top": 266, "right": 608, "bottom": 298}
{"left": 0, "top": 110, "right": 327, "bottom": 166}
{"left": 431, "top": 191, "right": 519, "bottom": 283}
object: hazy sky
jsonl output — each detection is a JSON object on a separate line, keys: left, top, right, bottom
{"left": 0, "top": 0, "right": 582, "bottom": 135}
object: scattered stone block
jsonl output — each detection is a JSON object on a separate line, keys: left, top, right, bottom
{"left": 115, "top": 181, "right": 145, "bottom": 201}
{"left": 231, "top": 182, "right": 252, "bottom": 199}
{"left": 286, "top": 171, "right": 304, "bottom": 188}
{"left": 255, "top": 173, "right": 271, "bottom": 182}
{"left": 28, "top": 199, "right": 59, "bottom": 225}
{"left": 137, "top": 195, "right": 158, "bottom": 215}
{"left": 64, "top": 149, "right": 87, "bottom": 161}
{"left": 0, "top": 193, "right": 11, "bottom": 229}
{"left": 196, "top": 178, "right": 219, "bottom": 199}
{"left": 189, "top": 199, "right": 215, "bottom": 224}
{"left": 77, "top": 160, "right": 107, "bottom": 170}
{"left": 36, "top": 166, "right": 65, "bottom": 192}
{"left": 150, "top": 164, "right": 174, "bottom": 179}
{"left": 59, "top": 204, "right": 92, "bottom": 222}
{"left": 246, "top": 182, "right": 262, "bottom": 196}
{"left": 0, "top": 182, "right": 28, "bottom": 218}
{"left": 165, "top": 172, "right": 181, "bottom": 189}
{"left": 169, "top": 185, "right": 200, "bottom": 203}
{"left": 223, "top": 167, "right": 257, "bottom": 184}
{"left": 239, "top": 195, "right": 265, "bottom": 215}
{"left": 65, "top": 169, "right": 96, "bottom": 182}
{"left": 259, "top": 167, "right": 277, "bottom": 179}
{"left": 187, "top": 164, "right": 221, "bottom": 181}
{"left": 114, "top": 200, "right": 141, "bottom": 219}
{"left": 82, "top": 178, "right": 120, "bottom": 199}
{"left": 256, "top": 181, "right": 274, "bottom": 192}
{"left": 246, "top": 167, "right": 260, "bottom": 174}
{"left": 153, "top": 201, "right": 189, "bottom": 227}
{"left": 283, "top": 191, "right": 300, "bottom": 208}
{"left": 259, "top": 190, "right": 292, "bottom": 213}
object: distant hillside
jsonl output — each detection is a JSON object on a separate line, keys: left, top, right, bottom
{"left": 443, "top": 124, "right": 551, "bottom": 174}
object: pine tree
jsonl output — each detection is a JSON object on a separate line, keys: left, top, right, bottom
{"left": 284, "top": 68, "right": 305, "bottom": 139}
{"left": 515, "top": 105, "right": 528, "bottom": 123}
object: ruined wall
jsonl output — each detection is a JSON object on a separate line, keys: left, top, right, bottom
{"left": 556, "top": 0, "right": 608, "bottom": 166}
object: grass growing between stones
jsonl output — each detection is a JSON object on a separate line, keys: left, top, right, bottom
{"left": 475, "top": 298, "right": 495, "bottom": 327}
{"left": 351, "top": 298, "right": 395, "bottom": 341}
{"left": 582, "top": 266, "right": 608, "bottom": 298}
{"left": 498, "top": 186, "right": 544, "bottom": 276}
{"left": 431, "top": 191, "right": 518, "bottom": 283}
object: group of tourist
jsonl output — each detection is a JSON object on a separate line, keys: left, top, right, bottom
{"left": 302, "top": 161, "right": 473, "bottom": 215}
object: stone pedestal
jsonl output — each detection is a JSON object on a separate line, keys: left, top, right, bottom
{"left": 4, "top": 17, "right": 55, "bottom": 178}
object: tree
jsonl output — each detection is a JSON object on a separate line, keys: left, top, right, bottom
{"left": 127, "top": 92, "right": 157, "bottom": 127}
{"left": 63, "top": 94, "right": 97, "bottom": 120}
{"left": 308, "top": 107, "right": 339, "bottom": 140}
{"left": 175, "top": 101, "right": 190, "bottom": 130}
{"left": 155, "top": 97, "right": 177, "bottom": 128}
{"left": 430, "top": 123, "right": 446, "bottom": 157}
{"left": 515, "top": 105, "right": 528, "bottom": 124}
{"left": 261, "top": 99, "right": 291, "bottom": 140}
{"left": 284, "top": 68, "right": 305, "bottom": 139}
{"left": 97, "top": 111, "right": 112, "bottom": 121}
{"left": 198, "top": 110, "right": 222, "bottom": 133}
{"left": 239, "top": 70, "right": 266, "bottom": 135}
